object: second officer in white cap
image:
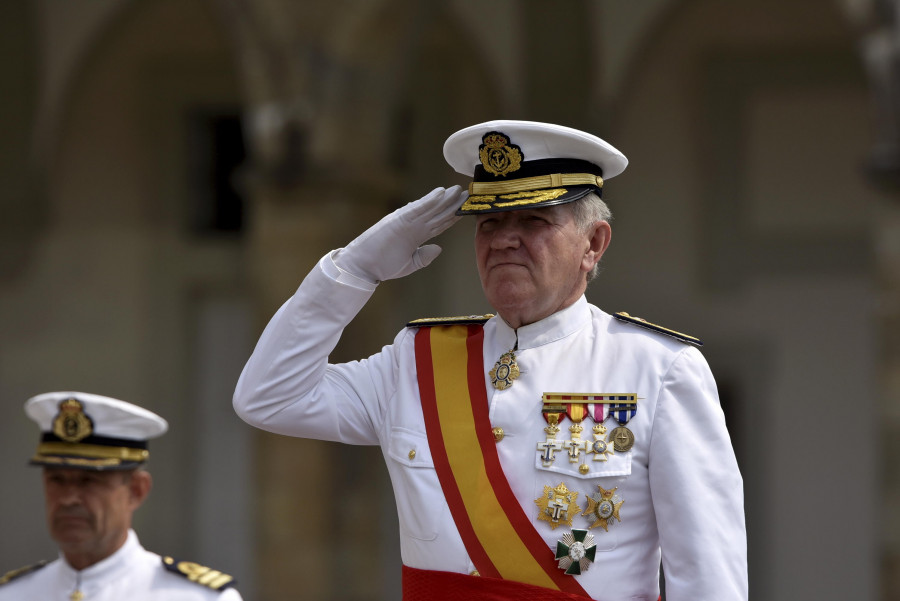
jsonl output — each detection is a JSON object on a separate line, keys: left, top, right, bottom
{"left": 0, "top": 391, "right": 243, "bottom": 600}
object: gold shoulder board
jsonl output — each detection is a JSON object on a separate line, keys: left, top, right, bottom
{"left": 161, "top": 556, "right": 236, "bottom": 591}
{"left": 614, "top": 312, "right": 703, "bottom": 347}
{"left": 406, "top": 314, "right": 494, "bottom": 328}
{"left": 0, "top": 560, "right": 48, "bottom": 585}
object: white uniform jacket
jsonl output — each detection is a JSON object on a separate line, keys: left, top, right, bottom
{"left": 234, "top": 253, "right": 748, "bottom": 601}
{"left": 0, "top": 530, "right": 242, "bottom": 601}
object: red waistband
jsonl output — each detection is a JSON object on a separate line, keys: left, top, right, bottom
{"left": 401, "top": 565, "right": 593, "bottom": 601}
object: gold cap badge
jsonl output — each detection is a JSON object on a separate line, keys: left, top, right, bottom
{"left": 52, "top": 399, "right": 93, "bottom": 443}
{"left": 479, "top": 132, "right": 523, "bottom": 177}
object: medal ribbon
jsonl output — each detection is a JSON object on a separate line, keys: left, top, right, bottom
{"left": 542, "top": 408, "right": 566, "bottom": 427}
{"left": 415, "top": 325, "right": 590, "bottom": 597}
{"left": 565, "top": 403, "right": 588, "bottom": 424}
{"left": 610, "top": 406, "right": 636, "bottom": 424}
{"left": 587, "top": 403, "right": 607, "bottom": 423}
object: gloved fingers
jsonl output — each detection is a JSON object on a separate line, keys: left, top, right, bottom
{"left": 399, "top": 186, "right": 466, "bottom": 239}
{"left": 400, "top": 187, "right": 447, "bottom": 218}
{"left": 427, "top": 186, "right": 466, "bottom": 236}
{"left": 411, "top": 244, "right": 443, "bottom": 271}
{"left": 402, "top": 186, "right": 463, "bottom": 220}
{"left": 334, "top": 186, "right": 464, "bottom": 283}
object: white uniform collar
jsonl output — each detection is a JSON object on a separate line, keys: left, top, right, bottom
{"left": 492, "top": 296, "right": 591, "bottom": 350}
{"left": 59, "top": 529, "right": 143, "bottom": 590}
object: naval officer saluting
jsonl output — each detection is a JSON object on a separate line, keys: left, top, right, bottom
{"left": 234, "top": 120, "right": 748, "bottom": 600}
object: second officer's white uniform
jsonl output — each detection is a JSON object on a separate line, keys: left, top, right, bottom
{"left": 0, "top": 530, "right": 242, "bottom": 601}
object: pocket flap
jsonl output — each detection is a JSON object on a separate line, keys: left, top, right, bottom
{"left": 388, "top": 427, "right": 434, "bottom": 468}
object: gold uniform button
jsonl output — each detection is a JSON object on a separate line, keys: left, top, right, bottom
{"left": 469, "top": 570, "right": 480, "bottom": 577}
{"left": 408, "top": 449, "right": 417, "bottom": 460}
{"left": 492, "top": 427, "right": 504, "bottom": 442}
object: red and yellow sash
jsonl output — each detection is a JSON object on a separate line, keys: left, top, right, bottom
{"left": 414, "top": 325, "right": 589, "bottom": 597}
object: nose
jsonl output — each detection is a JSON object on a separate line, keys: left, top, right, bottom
{"left": 53, "top": 480, "right": 84, "bottom": 506}
{"left": 489, "top": 219, "right": 522, "bottom": 250}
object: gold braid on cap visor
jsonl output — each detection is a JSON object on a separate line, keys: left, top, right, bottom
{"left": 35, "top": 441, "right": 150, "bottom": 463}
{"left": 467, "top": 172, "right": 603, "bottom": 196}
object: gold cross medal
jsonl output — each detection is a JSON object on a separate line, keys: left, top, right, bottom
{"left": 489, "top": 350, "right": 520, "bottom": 390}
{"left": 583, "top": 485, "right": 624, "bottom": 531}
{"left": 535, "top": 482, "right": 580, "bottom": 530}
{"left": 562, "top": 403, "right": 589, "bottom": 470}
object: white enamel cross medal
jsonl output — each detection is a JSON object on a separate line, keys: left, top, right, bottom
{"left": 537, "top": 410, "right": 565, "bottom": 467}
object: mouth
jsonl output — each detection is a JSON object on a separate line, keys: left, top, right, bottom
{"left": 488, "top": 260, "right": 527, "bottom": 270}
{"left": 53, "top": 513, "right": 91, "bottom": 527}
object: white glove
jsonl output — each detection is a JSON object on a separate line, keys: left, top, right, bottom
{"left": 333, "top": 186, "right": 466, "bottom": 283}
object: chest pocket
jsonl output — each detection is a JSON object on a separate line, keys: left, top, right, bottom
{"left": 386, "top": 427, "right": 445, "bottom": 541}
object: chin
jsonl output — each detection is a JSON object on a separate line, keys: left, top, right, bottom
{"left": 51, "top": 522, "right": 93, "bottom": 542}
{"left": 53, "top": 532, "right": 92, "bottom": 550}
{"left": 486, "top": 295, "right": 535, "bottom": 320}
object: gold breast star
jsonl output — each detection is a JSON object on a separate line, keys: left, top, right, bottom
{"left": 582, "top": 485, "right": 624, "bottom": 531}
{"left": 535, "top": 482, "right": 580, "bottom": 530}
{"left": 489, "top": 351, "right": 520, "bottom": 390}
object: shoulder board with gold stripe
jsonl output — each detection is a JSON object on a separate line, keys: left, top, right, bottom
{"left": 161, "top": 556, "right": 236, "bottom": 591}
{"left": 0, "top": 560, "right": 48, "bottom": 586}
{"left": 406, "top": 314, "right": 494, "bottom": 328}
{"left": 614, "top": 312, "right": 703, "bottom": 347}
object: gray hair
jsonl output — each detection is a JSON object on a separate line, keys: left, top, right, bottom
{"left": 570, "top": 192, "right": 612, "bottom": 283}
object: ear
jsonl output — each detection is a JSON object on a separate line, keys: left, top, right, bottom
{"left": 581, "top": 221, "right": 611, "bottom": 273}
{"left": 128, "top": 470, "right": 153, "bottom": 510}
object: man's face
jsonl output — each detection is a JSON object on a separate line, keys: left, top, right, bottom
{"left": 43, "top": 467, "right": 148, "bottom": 566}
{"left": 475, "top": 204, "right": 609, "bottom": 328}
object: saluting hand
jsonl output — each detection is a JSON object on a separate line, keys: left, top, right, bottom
{"left": 333, "top": 186, "right": 466, "bottom": 283}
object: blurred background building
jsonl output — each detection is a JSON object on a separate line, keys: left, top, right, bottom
{"left": 1, "top": 0, "right": 898, "bottom": 599}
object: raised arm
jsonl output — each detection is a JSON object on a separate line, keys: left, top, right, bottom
{"left": 232, "top": 186, "right": 465, "bottom": 443}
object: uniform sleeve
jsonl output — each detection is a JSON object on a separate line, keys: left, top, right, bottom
{"left": 648, "top": 346, "right": 748, "bottom": 601}
{"left": 218, "top": 586, "right": 245, "bottom": 600}
{"left": 232, "top": 252, "right": 401, "bottom": 445}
